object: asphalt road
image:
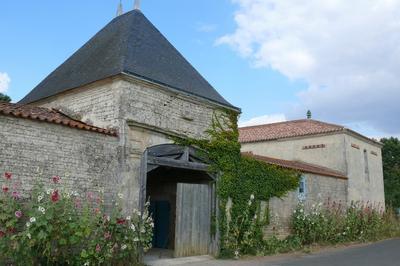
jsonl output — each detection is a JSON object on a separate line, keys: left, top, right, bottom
{"left": 185, "top": 238, "right": 400, "bottom": 266}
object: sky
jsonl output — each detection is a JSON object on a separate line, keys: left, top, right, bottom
{"left": 0, "top": 0, "right": 399, "bottom": 139}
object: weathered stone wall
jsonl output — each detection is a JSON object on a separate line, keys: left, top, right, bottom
{"left": 266, "top": 173, "right": 348, "bottom": 238}
{"left": 0, "top": 115, "right": 120, "bottom": 206}
{"left": 33, "top": 76, "right": 230, "bottom": 212}
{"left": 345, "top": 134, "right": 385, "bottom": 206}
{"left": 241, "top": 133, "right": 348, "bottom": 173}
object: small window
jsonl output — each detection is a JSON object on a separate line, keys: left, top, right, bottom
{"left": 298, "top": 175, "right": 307, "bottom": 201}
{"left": 364, "top": 149, "right": 370, "bottom": 182}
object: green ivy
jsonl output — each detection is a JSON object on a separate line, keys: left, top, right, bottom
{"left": 175, "top": 110, "right": 300, "bottom": 256}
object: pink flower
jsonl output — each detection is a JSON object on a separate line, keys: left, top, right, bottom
{"left": 2, "top": 185, "right": 9, "bottom": 193}
{"left": 51, "top": 190, "right": 60, "bottom": 202}
{"left": 117, "top": 218, "right": 126, "bottom": 225}
{"left": 0, "top": 231, "right": 5, "bottom": 238}
{"left": 96, "top": 244, "right": 101, "bottom": 253}
{"left": 52, "top": 176, "right": 60, "bottom": 184}
{"left": 104, "top": 232, "right": 111, "bottom": 240}
{"left": 4, "top": 172, "right": 12, "bottom": 180}
{"left": 15, "top": 210, "right": 22, "bottom": 219}
{"left": 12, "top": 191, "right": 20, "bottom": 200}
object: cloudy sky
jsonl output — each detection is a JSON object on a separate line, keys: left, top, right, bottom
{"left": 1, "top": 0, "right": 399, "bottom": 138}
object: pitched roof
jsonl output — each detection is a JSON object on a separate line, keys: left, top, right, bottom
{"left": 20, "top": 10, "right": 237, "bottom": 110}
{"left": 242, "top": 152, "right": 347, "bottom": 179}
{"left": 0, "top": 102, "right": 117, "bottom": 136}
{"left": 239, "top": 119, "right": 345, "bottom": 143}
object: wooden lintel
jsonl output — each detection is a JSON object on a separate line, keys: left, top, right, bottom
{"left": 148, "top": 156, "right": 210, "bottom": 172}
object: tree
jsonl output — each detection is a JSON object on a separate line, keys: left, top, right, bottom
{"left": 0, "top": 93, "right": 11, "bottom": 103}
{"left": 307, "top": 110, "right": 312, "bottom": 119}
{"left": 381, "top": 137, "right": 400, "bottom": 209}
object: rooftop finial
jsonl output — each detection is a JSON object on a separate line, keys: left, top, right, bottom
{"left": 116, "top": 0, "right": 123, "bottom": 17}
{"left": 134, "top": 0, "right": 141, "bottom": 10}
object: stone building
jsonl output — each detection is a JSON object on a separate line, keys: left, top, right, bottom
{"left": 240, "top": 119, "right": 385, "bottom": 235}
{"left": 0, "top": 8, "right": 239, "bottom": 257}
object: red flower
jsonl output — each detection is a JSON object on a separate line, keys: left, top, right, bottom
{"left": 2, "top": 185, "right": 9, "bottom": 193}
{"left": 52, "top": 176, "right": 61, "bottom": 184}
{"left": 117, "top": 218, "right": 126, "bottom": 225}
{"left": 4, "top": 172, "right": 12, "bottom": 180}
{"left": 96, "top": 244, "right": 101, "bottom": 253}
{"left": 0, "top": 231, "right": 5, "bottom": 238}
{"left": 104, "top": 232, "right": 111, "bottom": 240}
{"left": 51, "top": 190, "right": 60, "bottom": 202}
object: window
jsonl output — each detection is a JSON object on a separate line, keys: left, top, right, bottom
{"left": 298, "top": 175, "right": 307, "bottom": 201}
{"left": 364, "top": 149, "right": 370, "bottom": 182}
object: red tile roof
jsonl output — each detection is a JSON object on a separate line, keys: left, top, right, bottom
{"left": 0, "top": 102, "right": 117, "bottom": 136}
{"left": 242, "top": 152, "right": 348, "bottom": 180}
{"left": 239, "top": 119, "right": 345, "bottom": 143}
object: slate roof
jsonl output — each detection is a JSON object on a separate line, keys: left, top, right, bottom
{"left": 20, "top": 10, "right": 237, "bottom": 110}
{"left": 242, "top": 152, "right": 347, "bottom": 179}
{"left": 239, "top": 119, "right": 345, "bottom": 143}
{"left": 0, "top": 102, "right": 117, "bottom": 136}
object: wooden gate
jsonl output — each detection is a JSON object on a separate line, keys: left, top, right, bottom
{"left": 174, "top": 183, "right": 211, "bottom": 257}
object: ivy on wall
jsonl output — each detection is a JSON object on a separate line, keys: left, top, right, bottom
{"left": 175, "top": 110, "right": 300, "bottom": 256}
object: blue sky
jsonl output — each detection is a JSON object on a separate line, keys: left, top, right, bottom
{"left": 1, "top": 1, "right": 399, "bottom": 138}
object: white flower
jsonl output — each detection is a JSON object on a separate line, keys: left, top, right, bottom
{"left": 318, "top": 202, "right": 323, "bottom": 206}
{"left": 121, "top": 244, "right": 127, "bottom": 250}
{"left": 234, "top": 250, "right": 240, "bottom": 258}
{"left": 38, "top": 195, "right": 43, "bottom": 202}
{"left": 126, "top": 216, "right": 131, "bottom": 221}
{"left": 312, "top": 204, "right": 316, "bottom": 208}
{"left": 27, "top": 233, "right": 31, "bottom": 239}
{"left": 38, "top": 206, "right": 46, "bottom": 214}
{"left": 248, "top": 200, "right": 252, "bottom": 206}
{"left": 30, "top": 217, "right": 36, "bottom": 223}
{"left": 254, "top": 215, "right": 258, "bottom": 220}
{"left": 150, "top": 222, "right": 154, "bottom": 228}
{"left": 294, "top": 210, "right": 297, "bottom": 214}
{"left": 133, "top": 237, "right": 139, "bottom": 242}
{"left": 250, "top": 194, "right": 255, "bottom": 200}
{"left": 299, "top": 209, "right": 304, "bottom": 213}
{"left": 130, "top": 224, "right": 136, "bottom": 231}
{"left": 46, "top": 189, "right": 52, "bottom": 195}
{"left": 118, "top": 193, "right": 123, "bottom": 199}
{"left": 84, "top": 262, "right": 90, "bottom": 266}
{"left": 26, "top": 222, "right": 31, "bottom": 228}
{"left": 73, "top": 191, "right": 79, "bottom": 197}
{"left": 106, "top": 216, "right": 110, "bottom": 222}
{"left": 140, "top": 228, "right": 145, "bottom": 233}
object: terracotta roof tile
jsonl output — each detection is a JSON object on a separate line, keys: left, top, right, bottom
{"left": 0, "top": 102, "right": 117, "bottom": 136}
{"left": 242, "top": 152, "right": 347, "bottom": 179}
{"left": 239, "top": 119, "right": 345, "bottom": 143}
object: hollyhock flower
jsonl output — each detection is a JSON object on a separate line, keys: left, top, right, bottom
{"left": 38, "top": 195, "right": 43, "bottom": 202}
{"left": 30, "top": 217, "right": 36, "bottom": 223}
{"left": 26, "top": 222, "right": 31, "bottom": 228}
{"left": 4, "top": 172, "right": 12, "bottom": 180}
{"left": 104, "top": 232, "right": 111, "bottom": 240}
{"left": 95, "top": 244, "right": 101, "bottom": 253}
{"left": 52, "top": 176, "right": 60, "bottom": 184}
{"left": 118, "top": 193, "right": 123, "bottom": 199}
{"left": 130, "top": 224, "right": 136, "bottom": 231}
{"left": 15, "top": 210, "right": 23, "bottom": 218}
{"left": 121, "top": 244, "right": 127, "bottom": 250}
{"left": 126, "top": 216, "right": 131, "bottom": 221}
{"left": 87, "top": 192, "right": 94, "bottom": 200}
{"left": 12, "top": 191, "right": 20, "bottom": 200}
{"left": 2, "top": 185, "right": 9, "bottom": 193}
{"left": 94, "top": 208, "right": 100, "bottom": 214}
{"left": 117, "top": 218, "right": 126, "bottom": 225}
{"left": 38, "top": 206, "right": 46, "bottom": 214}
{"left": 27, "top": 233, "right": 31, "bottom": 239}
{"left": 250, "top": 194, "right": 255, "bottom": 200}
{"left": 0, "top": 231, "right": 5, "bottom": 238}
{"left": 133, "top": 237, "right": 139, "bottom": 242}
{"left": 51, "top": 190, "right": 60, "bottom": 202}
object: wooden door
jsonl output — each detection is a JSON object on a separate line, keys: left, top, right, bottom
{"left": 174, "top": 183, "right": 211, "bottom": 257}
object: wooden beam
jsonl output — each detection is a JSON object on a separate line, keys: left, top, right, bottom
{"left": 148, "top": 156, "right": 210, "bottom": 172}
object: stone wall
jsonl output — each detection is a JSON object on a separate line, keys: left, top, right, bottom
{"left": 0, "top": 115, "right": 120, "bottom": 206}
{"left": 241, "top": 133, "right": 347, "bottom": 173}
{"left": 345, "top": 134, "right": 385, "bottom": 206}
{"left": 266, "top": 173, "right": 348, "bottom": 238}
{"left": 32, "top": 75, "right": 231, "bottom": 212}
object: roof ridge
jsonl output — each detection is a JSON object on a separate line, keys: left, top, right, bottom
{"left": 239, "top": 119, "right": 344, "bottom": 130}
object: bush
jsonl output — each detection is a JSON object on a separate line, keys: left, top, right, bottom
{"left": 291, "top": 200, "right": 400, "bottom": 245}
{"left": 0, "top": 172, "right": 153, "bottom": 265}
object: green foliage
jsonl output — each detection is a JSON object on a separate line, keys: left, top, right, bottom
{"left": 175, "top": 111, "right": 300, "bottom": 257}
{"left": 381, "top": 137, "right": 400, "bottom": 209}
{"left": 291, "top": 201, "right": 400, "bottom": 245}
{"left": 0, "top": 173, "right": 153, "bottom": 265}
{"left": 0, "top": 92, "right": 11, "bottom": 103}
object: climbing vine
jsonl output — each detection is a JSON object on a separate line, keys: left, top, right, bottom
{"left": 175, "top": 110, "right": 300, "bottom": 257}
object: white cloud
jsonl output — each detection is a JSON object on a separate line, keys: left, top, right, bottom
{"left": 0, "top": 72, "right": 10, "bottom": 93}
{"left": 219, "top": 0, "right": 400, "bottom": 134}
{"left": 239, "top": 113, "right": 286, "bottom": 127}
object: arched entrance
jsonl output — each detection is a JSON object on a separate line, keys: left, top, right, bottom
{"left": 139, "top": 144, "right": 217, "bottom": 258}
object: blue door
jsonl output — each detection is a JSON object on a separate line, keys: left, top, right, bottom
{"left": 150, "top": 201, "right": 171, "bottom": 249}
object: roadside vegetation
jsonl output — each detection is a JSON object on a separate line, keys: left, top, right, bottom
{"left": 381, "top": 137, "right": 400, "bottom": 211}
{"left": 0, "top": 173, "right": 153, "bottom": 265}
